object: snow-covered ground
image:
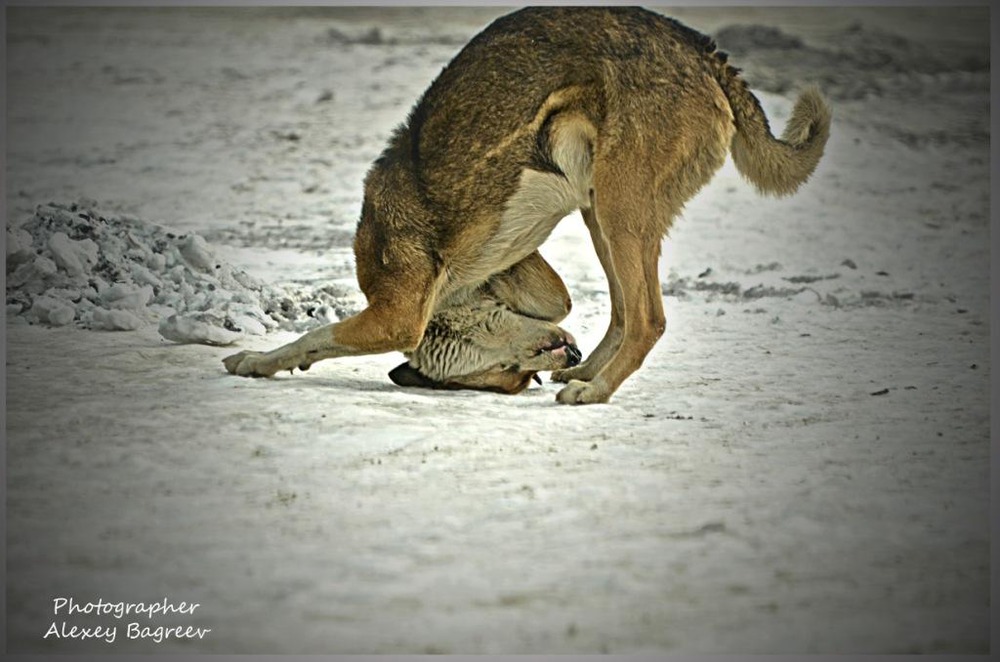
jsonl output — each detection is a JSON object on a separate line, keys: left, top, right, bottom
{"left": 5, "top": 6, "right": 990, "bottom": 654}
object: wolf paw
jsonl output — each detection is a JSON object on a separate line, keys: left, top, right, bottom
{"left": 551, "top": 363, "right": 596, "bottom": 384}
{"left": 556, "top": 379, "right": 611, "bottom": 405}
{"left": 222, "top": 350, "right": 279, "bottom": 378}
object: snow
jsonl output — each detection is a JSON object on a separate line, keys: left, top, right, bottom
{"left": 6, "top": 201, "right": 359, "bottom": 342}
{"left": 4, "top": 6, "right": 990, "bottom": 655}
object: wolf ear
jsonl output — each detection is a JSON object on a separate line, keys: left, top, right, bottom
{"left": 388, "top": 362, "right": 443, "bottom": 389}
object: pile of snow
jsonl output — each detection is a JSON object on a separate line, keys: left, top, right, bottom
{"left": 6, "top": 201, "right": 358, "bottom": 344}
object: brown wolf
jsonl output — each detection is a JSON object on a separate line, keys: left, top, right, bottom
{"left": 223, "top": 6, "right": 831, "bottom": 404}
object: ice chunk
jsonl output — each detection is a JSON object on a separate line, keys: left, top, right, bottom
{"left": 101, "top": 283, "right": 153, "bottom": 310}
{"left": 147, "top": 252, "right": 167, "bottom": 272}
{"left": 178, "top": 234, "right": 216, "bottom": 272}
{"left": 159, "top": 313, "right": 242, "bottom": 346}
{"left": 227, "top": 313, "right": 267, "bottom": 336}
{"left": 8, "top": 256, "right": 58, "bottom": 290}
{"left": 34, "top": 255, "right": 57, "bottom": 277}
{"left": 91, "top": 308, "right": 145, "bottom": 330}
{"left": 6, "top": 227, "right": 33, "bottom": 256}
{"left": 49, "top": 232, "right": 87, "bottom": 277}
{"left": 29, "top": 295, "right": 76, "bottom": 326}
{"left": 130, "top": 262, "right": 162, "bottom": 289}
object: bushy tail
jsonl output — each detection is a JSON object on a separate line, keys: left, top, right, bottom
{"left": 716, "top": 65, "right": 832, "bottom": 197}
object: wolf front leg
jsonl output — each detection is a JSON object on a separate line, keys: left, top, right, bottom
{"left": 223, "top": 301, "right": 430, "bottom": 378}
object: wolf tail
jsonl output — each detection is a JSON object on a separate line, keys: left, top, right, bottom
{"left": 714, "top": 60, "right": 832, "bottom": 197}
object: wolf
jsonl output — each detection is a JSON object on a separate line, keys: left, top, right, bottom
{"left": 223, "top": 6, "right": 831, "bottom": 404}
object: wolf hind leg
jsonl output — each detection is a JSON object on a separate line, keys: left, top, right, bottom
{"left": 554, "top": 180, "right": 668, "bottom": 404}
{"left": 555, "top": 220, "right": 665, "bottom": 404}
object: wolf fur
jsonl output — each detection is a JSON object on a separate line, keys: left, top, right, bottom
{"left": 223, "top": 6, "right": 831, "bottom": 404}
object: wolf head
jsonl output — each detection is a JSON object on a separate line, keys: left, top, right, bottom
{"left": 388, "top": 300, "right": 581, "bottom": 394}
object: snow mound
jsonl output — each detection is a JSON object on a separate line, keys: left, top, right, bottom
{"left": 6, "top": 201, "right": 360, "bottom": 343}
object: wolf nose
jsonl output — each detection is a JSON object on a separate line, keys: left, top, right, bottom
{"left": 565, "top": 343, "right": 582, "bottom": 367}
